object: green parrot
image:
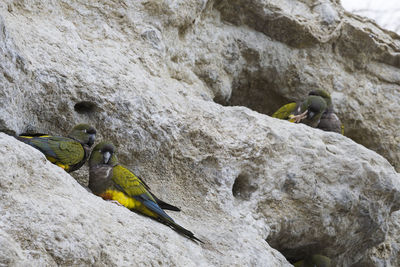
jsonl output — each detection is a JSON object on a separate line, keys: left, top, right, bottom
{"left": 88, "top": 142, "right": 201, "bottom": 242}
{"left": 272, "top": 89, "right": 343, "bottom": 134}
{"left": 293, "top": 254, "right": 331, "bottom": 267}
{"left": 272, "top": 94, "right": 327, "bottom": 128}
{"left": 17, "top": 124, "right": 96, "bottom": 172}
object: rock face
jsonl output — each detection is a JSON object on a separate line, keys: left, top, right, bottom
{"left": 0, "top": 133, "right": 290, "bottom": 266}
{"left": 355, "top": 210, "right": 400, "bottom": 267}
{"left": 0, "top": 0, "right": 399, "bottom": 266}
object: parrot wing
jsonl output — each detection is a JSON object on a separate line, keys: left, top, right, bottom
{"left": 111, "top": 165, "right": 156, "bottom": 203}
{"left": 54, "top": 138, "right": 85, "bottom": 165}
{"left": 109, "top": 165, "right": 202, "bottom": 243}
{"left": 272, "top": 102, "right": 297, "bottom": 120}
{"left": 111, "top": 165, "right": 175, "bottom": 220}
{"left": 18, "top": 135, "right": 84, "bottom": 165}
{"left": 18, "top": 135, "right": 58, "bottom": 159}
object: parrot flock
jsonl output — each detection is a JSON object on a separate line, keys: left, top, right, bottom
{"left": 15, "top": 88, "right": 340, "bottom": 259}
{"left": 16, "top": 124, "right": 202, "bottom": 243}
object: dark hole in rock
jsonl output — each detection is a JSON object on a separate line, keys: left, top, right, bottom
{"left": 213, "top": 70, "right": 293, "bottom": 116}
{"left": 74, "top": 101, "right": 97, "bottom": 114}
{"left": 266, "top": 240, "right": 331, "bottom": 266}
{"left": 232, "top": 173, "right": 258, "bottom": 200}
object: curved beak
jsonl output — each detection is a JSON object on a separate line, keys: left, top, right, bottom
{"left": 103, "top": 151, "right": 111, "bottom": 164}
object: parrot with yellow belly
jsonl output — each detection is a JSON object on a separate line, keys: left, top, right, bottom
{"left": 88, "top": 142, "right": 201, "bottom": 243}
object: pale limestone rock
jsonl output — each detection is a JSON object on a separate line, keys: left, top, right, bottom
{"left": 0, "top": 133, "right": 290, "bottom": 266}
{"left": 0, "top": 0, "right": 399, "bottom": 266}
{"left": 1, "top": 0, "right": 399, "bottom": 171}
{"left": 0, "top": 229, "right": 30, "bottom": 266}
{"left": 355, "top": 210, "right": 400, "bottom": 267}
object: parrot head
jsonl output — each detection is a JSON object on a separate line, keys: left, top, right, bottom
{"left": 299, "top": 95, "right": 327, "bottom": 126}
{"left": 68, "top": 124, "right": 97, "bottom": 147}
{"left": 89, "top": 141, "right": 118, "bottom": 167}
{"left": 308, "top": 89, "right": 332, "bottom": 108}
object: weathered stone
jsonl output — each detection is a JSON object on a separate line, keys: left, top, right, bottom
{"left": 0, "top": 0, "right": 399, "bottom": 266}
{"left": 1, "top": 0, "right": 399, "bottom": 171}
{"left": 209, "top": 0, "right": 400, "bottom": 171}
{"left": 0, "top": 133, "right": 290, "bottom": 266}
{"left": 354, "top": 210, "right": 400, "bottom": 267}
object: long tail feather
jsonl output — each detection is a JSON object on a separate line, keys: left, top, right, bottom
{"left": 166, "top": 220, "right": 204, "bottom": 244}
{"left": 153, "top": 195, "right": 181, "bottom": 212}
{"left": 140, "top": 197, "right": 202, "bottom": 243}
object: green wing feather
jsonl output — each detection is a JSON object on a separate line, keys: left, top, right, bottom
{"left": 47, "top": 137, "right": 84, "bottom": 165}
{"left": 272, "top": 102, "right": 297, "bottom": 119}
{"left": 111, "top": 165, "right": 155, "bottom": 201}
{"left": 20, "top": 136, "right": 84, "bottom": 165}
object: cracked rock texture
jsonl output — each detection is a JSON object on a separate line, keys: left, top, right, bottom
{"left": 0, "top": 133, "right": 289, "bottom": 266}
{"left": 0, "top": 0, "right": 399, "bottom": 266}
{"left": 355, "top": 210, "right": 400, "bottom": 267}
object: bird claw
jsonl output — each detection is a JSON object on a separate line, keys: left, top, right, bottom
{"left": 289, "top": 110, "right": 308, "bottom": 123}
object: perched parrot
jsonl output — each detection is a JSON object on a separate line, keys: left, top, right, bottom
{"left": 293, "top": 254, "right": 331, "bottom": 267}
{"left": 272, "top": 94, "right": 327, "bottom": 128}
{"left": 308, "top": 90, "right": 344, "bottom": 134}
{"left": 272, "top": 89, "right": 343, "bottom": 134}
{"left": 88, "top": 142, "right": 201, "bottom": 242}
{"left": 17, "top": 124, "right": 96, "bottom": 172}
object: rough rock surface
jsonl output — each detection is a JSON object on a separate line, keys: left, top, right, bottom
{"left": 1, "top": 0, "right": 398, "bottom": 172}
{"left": 0, "top": 0, "right": 399, "bottom": 266}
{"left": 354, "top": 210, "right": 400, "bottom": 267}
{"left": 0, "top": 133, "right": 289, "bottom": 266}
